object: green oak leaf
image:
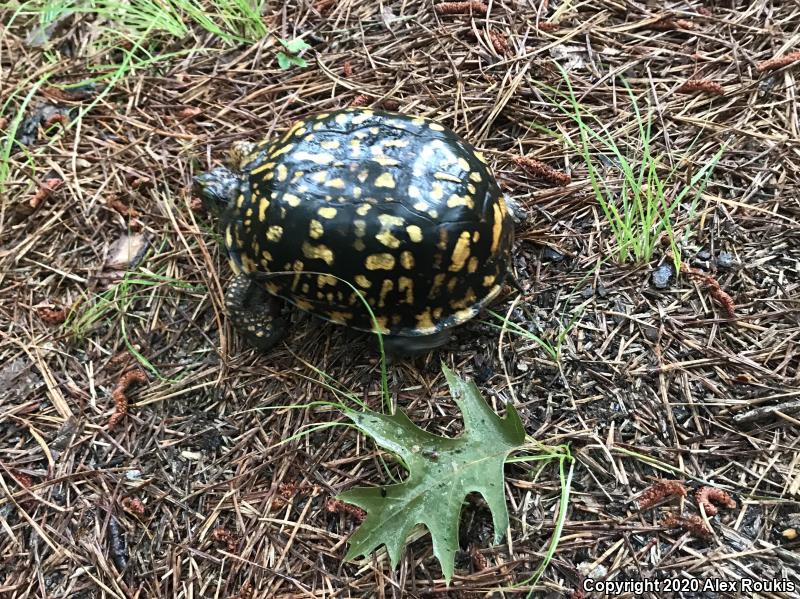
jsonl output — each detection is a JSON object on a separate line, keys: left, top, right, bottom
{"left": 279, "top": 37, "right": 311, "bottom": 54}
{"left": 338, "top": 364, "right": 526, "bottom": 583}
{"left": 276, "top": 51, "right": 307, "bottom": 70}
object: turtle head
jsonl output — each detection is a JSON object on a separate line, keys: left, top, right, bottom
{"left": 192, "top": 166, "right": 240, "bottom": 214}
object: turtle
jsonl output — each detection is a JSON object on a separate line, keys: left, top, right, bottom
{"left": 193, "top": 108, "right": 519, "bottom": 354}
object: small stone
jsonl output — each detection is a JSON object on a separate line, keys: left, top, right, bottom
{"left": 786, "top": 514, "right": 800, "bottom": 529}
{"left": 652, "top": 264, "right": 673, "bottom": 289}
{"left": 577, "top": 561, "right": 608, "bottom": 580}
{"left": 16, "top": 104, "right": 71, "bottom": 146}
{"left": 611, "top": 299, "right": 630, "bottom": 324}
{"left": 642, "top": 324, "right": 659, "bottom": 341}
{"left": 105, "top": 233, "right": 148, "bottom": 270}
{"left": 542, "top": 247, "right": 565, "bottom": 262}
{"left": 125, "top": 469, "right": 142, "bottom": 480}
{"left": 472, "top": 355, "right": 493, "bottom": 383}
{"left": 697, "top": 249, "right": 711, "bottom": 260}
{"left": 381, "top": 6, "right": 399, "bottom": 25}
{"left": 717, "top": 251, "right": 736, "bottom": 268}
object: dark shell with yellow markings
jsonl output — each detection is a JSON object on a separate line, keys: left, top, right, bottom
{"left": 222, "top": 108, "right": 513, "bottom": 337}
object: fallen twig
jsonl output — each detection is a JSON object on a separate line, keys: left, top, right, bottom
{"left": 733, "top": 399, "right": 800, "bottom": 424}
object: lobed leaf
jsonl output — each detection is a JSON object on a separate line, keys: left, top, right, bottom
{"left": 338, "top": 364, "right": 525, "bottom": 582}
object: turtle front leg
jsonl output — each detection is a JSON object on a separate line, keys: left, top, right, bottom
{"left": 503, "top": 193, "right": 529, "bottom": 224}
{"left": 224, "top": 274, "right": 287, "bottom": 350}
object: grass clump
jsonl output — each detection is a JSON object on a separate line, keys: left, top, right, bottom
{"left": 542, "top": 71, "right": 723, "bottom": 271}
{"left": 10, "top": 0, "right": 269, "bottom": 48}
{"left": 488, "top": 307, "right": 583, "bottom": 364}
{"left": 65, "top": 269, "right": 201, "bottom": 377}
{"left": 1, "top": 0, "right": 272, "bottom": 189}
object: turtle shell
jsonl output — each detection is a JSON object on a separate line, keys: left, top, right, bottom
{"left": 221, "top": 108, "right": 514, "bottom": 337}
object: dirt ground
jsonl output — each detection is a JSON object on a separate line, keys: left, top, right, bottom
{"left": 1, "top": 1, "right": 799, "bottom": 598}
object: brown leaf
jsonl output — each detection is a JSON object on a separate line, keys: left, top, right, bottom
{"left": 105, "top": 233, "right": 149, "bottom": 271}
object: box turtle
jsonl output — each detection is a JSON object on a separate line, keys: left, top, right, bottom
{"left": 193, "top": 108, "right": 518, "bottom": 353}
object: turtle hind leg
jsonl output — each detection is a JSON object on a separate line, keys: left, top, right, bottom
{"left": 224, "top": 274, "right": 287, "bottom": 351}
